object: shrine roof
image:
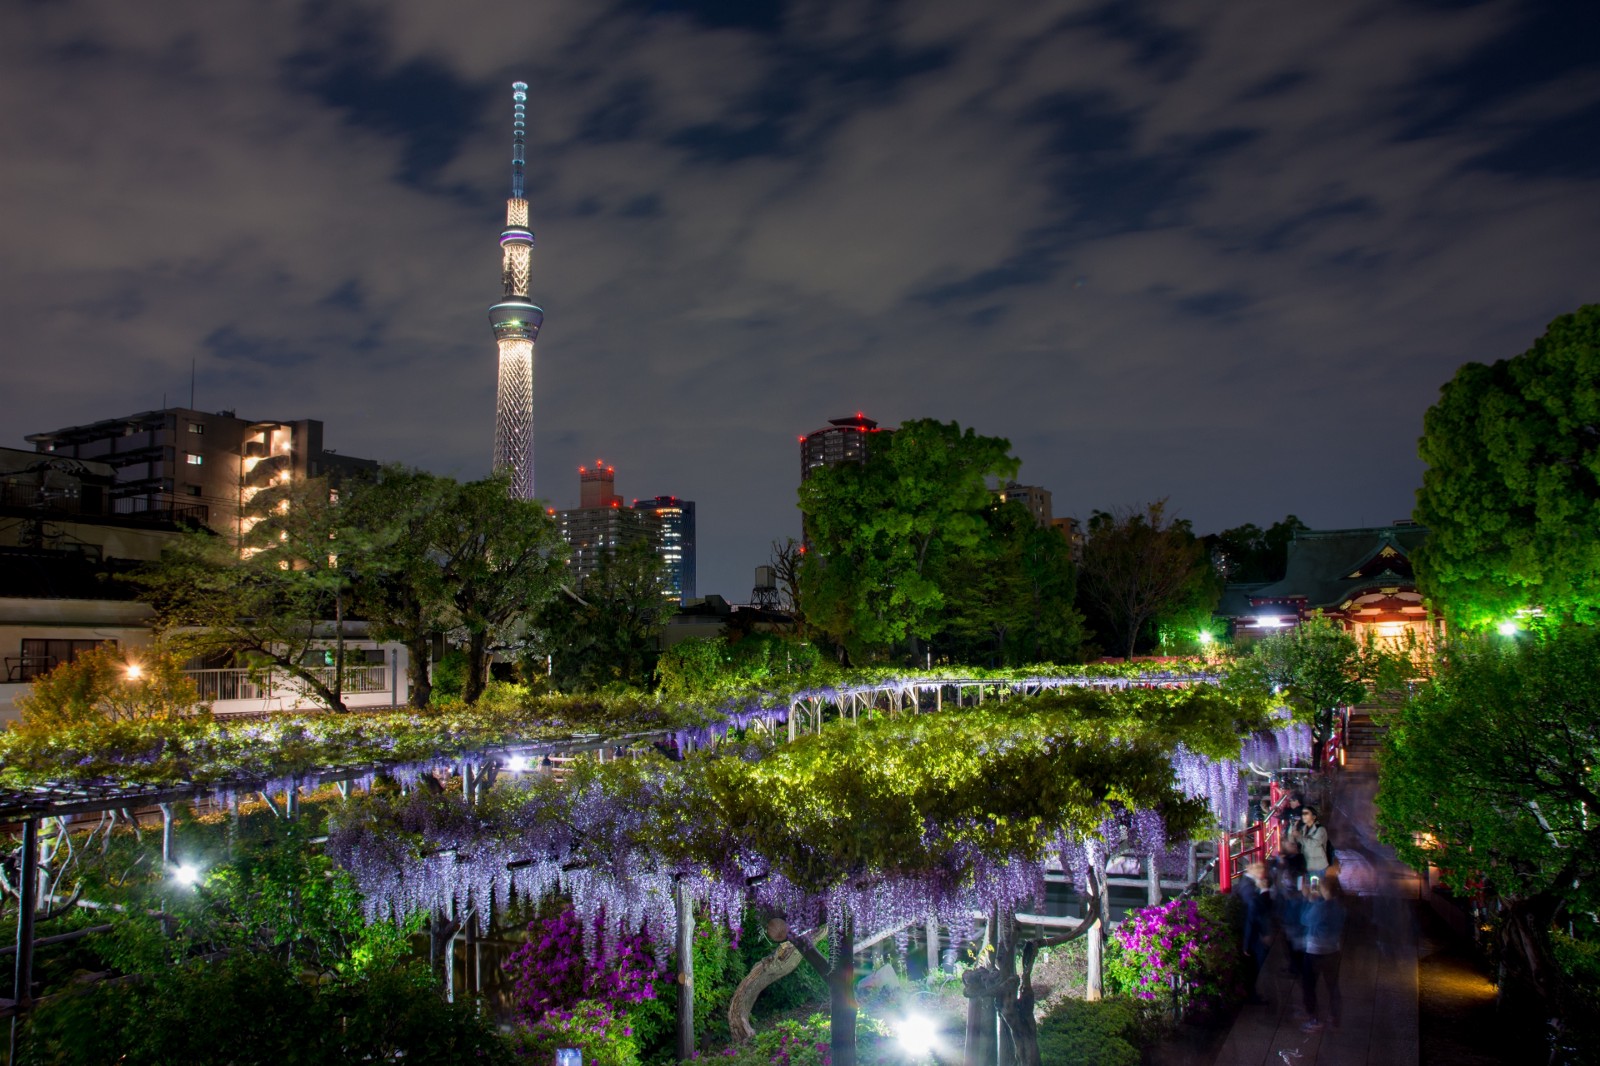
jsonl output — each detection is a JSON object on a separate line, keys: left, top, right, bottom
{"left": 1218, "top": 524, "right": 1428, "bottom": 617}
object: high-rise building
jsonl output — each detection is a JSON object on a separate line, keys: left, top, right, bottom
{"left": 799, "top": 413, "right": 890, "bottom": 481}
{"left": 26, "top": 408, "right": 376, "bottom": 544}
{"left": 555, "top": 462, "right": 656, "bottom": 588}
{"left": 633, "top": 495, "right": 695, "bottom": 604}
{"left": 999, "top": 482, "right": 1053, "bottom": 526}
{"left": 489, "top": 81, "right": 543, "bottom": 500}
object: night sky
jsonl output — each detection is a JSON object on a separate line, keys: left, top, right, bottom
{"left": 4, "top": 0, "right": 1598, "bottom": 599}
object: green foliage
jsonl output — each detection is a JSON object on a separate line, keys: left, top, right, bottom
{"left": 429, "top": 648, "right": 468, "bottom": 703}
{"left": 1377, "top": 627, "right": 1600, "bottom": 995}
{"left": 628, "top": 920, "right": 748, "bottom": 1060}
{"left": 715, "top": 1013, "right": 889, "bottom": 1066}
{"left": 1204, "top": 516, "right": 1308, "bottom": 583}
{"left": 13, "top": 639, "right": 202, "bottom": 736}
{"left": 799, "top": 419, "right": 1019, "bottom": 659}
{"left": 656, "top": 634, "right": 825, "bottom": 701}
{"left": 509, "top": 999, "right": 642, "bottom": 1066}
{"left": 738, "top": 912, "right": 828, "bottom": 1016}
{"left": 1415, "top": 304, "right": 1600, "bottom": 628}
{"left": 1077, "top": 501, "right": 1218, "bottom": 659}
{"left": 1250, "top": 613, "right": 1375, "bottom": 743}
{"left": 937, "top": 500, "right": 1087, "bottom": 666}
{"left": 1036, "top": 997, "right": 1144, "bottom": 1066}
{"left": 540, "top": 539, "right": 672, "bottom": 692}
{"left": 20, "top": 955, "right": 511, "bottom": 1066}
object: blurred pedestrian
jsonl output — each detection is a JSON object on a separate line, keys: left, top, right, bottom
{"left": 1272, "top": 840, "right": 1308, "bottom": 981}
{"left": 1236, "top": 860, "right": 1273, "bottom": 1004}
{"left": 1300, "top": 877, "right": 1346, "bottom": 1031}
{"left": 1293, "top": 805, "right": 1331, "bottom": 880}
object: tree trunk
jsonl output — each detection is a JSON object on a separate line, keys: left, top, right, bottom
{"left": 406, "top": 635, "right": 433, "bottom": 708}
{"left": 1498, "top": 891, "right": 1564, "bottom": 1017}
{"left": 961, "top": 966, "right": 1001, "bottom": 1066}
{"left": 729, "top": 941, "right": 804, "bottom": 1043}
{"left": 790, "top": 921, "right": 856, "bottom": 1066}
{"left": 463, "top": 629, "right": 490, "bottom": 704}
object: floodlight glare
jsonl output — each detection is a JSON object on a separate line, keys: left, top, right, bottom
{"left": 172, "top": 863, "right": 202, "bottom": 888}
{"left": 1197, "top": 630, "right": 1214, "bottom": 645}
{"left": 506, "top": 755, "right": 529, "bottom": 773}
{"left": 1497, "top": 620, "right": 1519, "bottom": 637}
{"left": 895, "top": 1013, "right": 939, "bottom": 1059}
{"left": 124, "top": 662, "right": 144, "bottom": 681}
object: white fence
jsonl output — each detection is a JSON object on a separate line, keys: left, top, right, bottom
{"left": 185, "top": 661, "right": 398, "bottom": 712}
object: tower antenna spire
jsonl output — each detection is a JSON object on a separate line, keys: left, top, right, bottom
{"left": 510, "top": 81, "right": 527, "bottom": 199}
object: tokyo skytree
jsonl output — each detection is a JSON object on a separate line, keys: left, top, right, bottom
{"left": 489, "top": 81, "right": 543, "bottom": 499}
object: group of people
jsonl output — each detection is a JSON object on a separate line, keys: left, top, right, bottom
{"left": 1236, "top": 794, "right": 1347, "bottom": 1033}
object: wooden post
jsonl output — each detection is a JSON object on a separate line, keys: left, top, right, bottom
{"left": 9, "top": 818, "right": 40, "bottom": 1064}
{"left": 1147, "top": 854, "right": 1162, "bottom": 906}
{"left": 160, "top": 803, "right": 174, "bottom": 866}
{"left": 925, "top": 918, "right": 940, "bottom": 976}
{"left": 788, "top": 704, "right": 798, "bottom": 742}
{"left": 936, "top": 686, "right": 942, "bottom": 712}
{"left": 675, "top": 882, "right": 695, "bottom": 1061}
{"left": 285, "top": 786, "right": 299, "bottom": 822}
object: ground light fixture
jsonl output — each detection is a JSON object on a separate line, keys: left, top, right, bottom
{"left": 1197, "top": 630, "right": 1214, "bottom": 645}
{"left": 894, "top": 1013, "right": 940, "bottom": 1060}
{"left": 171, "top": 863, "right": 203, "bottom": 888}
{"left": 1496, "top": 620, "right": 1520, "bottom": 637}
{"left": 505, "top": 754, "right": 530, "bottom": 773}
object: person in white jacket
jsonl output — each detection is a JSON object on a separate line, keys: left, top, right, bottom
{"left": 1292, "top": 805, "right": 1330, "bottom": 880}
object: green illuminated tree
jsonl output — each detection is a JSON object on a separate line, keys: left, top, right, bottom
{"left": 1250, "top": 613, "right": 1373, "bottom": 765}
{"left": 538, "top": 538, "right": 670, "bottom": 691}
{"left": 345, "top": 467, "right": 458, "bottom": 708}
{"left": 432, "top": 475, "right": 568, "bottom": 703}
{"left": 1377, "top": 627, "right": 1600, "bottom": 1029}
{"left": 798, "top": 419, "right": 1018, "bottom": 660}
{"left": 1414, "top": 304, "right": 1600, "bottom": 628}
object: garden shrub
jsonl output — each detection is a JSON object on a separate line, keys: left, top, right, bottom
{"left": 708, "top": 1013, "right": 889, "bottom": 1066}
{"left": 630, "top": 918, "right": 748, "bottom": 1060}
{"left": 20, "top": 955, "right": 510, "bottom": 1065}
{"left": 429, "top": 648, "right": 468, "bottom": 703}
{"left": 14, "top": 640, "right": 201, "bottom": 736}
{"left": 505, "top": 908, "right": 658, "bottom": 1026}
{"left": 509, "top": 999, "right": 642, "bottom": 1066}
{"left": 1036, "top": 997, "right": 1142, "bottom": 1066}
{"left": 1103, "top": 893, "right": 1242, "bottom": 1020}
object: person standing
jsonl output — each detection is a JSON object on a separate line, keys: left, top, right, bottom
{"left": 1293, "top": 805, "right": 1331, "bottom": 880}
{"left": 1236, "top": 860, "right": 1273, "bottom": 1004}
{"left": 1272, "top": 840, "right": 1308, "bottom": 981}
{"left": 1300, "top": 877, "right": 1346, "bottom": 1031}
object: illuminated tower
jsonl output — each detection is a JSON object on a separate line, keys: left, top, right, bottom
{"left": 490, "top": 81, "right": 543, "bottom": 499}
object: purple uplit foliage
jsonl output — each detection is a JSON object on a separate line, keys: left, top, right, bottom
{"left": 505, "top": 909, "right": 657, "bottom": 1026}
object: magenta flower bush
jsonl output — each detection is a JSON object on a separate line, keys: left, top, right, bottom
{"left": 1103, "top": 894, "right": 1241, "bottom": 1019}
{"left": 505, "top": 908, "right": 658, "bottom": 1027}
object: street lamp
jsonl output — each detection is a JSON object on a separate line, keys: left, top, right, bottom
{"left": 124, "top": 662, "right": 144, "bottom": 681}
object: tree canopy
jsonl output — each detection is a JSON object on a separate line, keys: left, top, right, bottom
{"left": 799, "top": 419, "right": 1018, "bottom": 661}
{"left": 1203, "top": 515, "right": 1307, "bottom": 583}
{"left": 1076, "top": 501, "right": 1217, "bottom": 659}
{"left": 1377, "top": 626, "right": 1600, "bottom": 1023}
{"left": 1415, "top": 304, "right": 1600, "bottom": 628}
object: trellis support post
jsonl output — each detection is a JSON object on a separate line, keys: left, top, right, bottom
{"left": 9, "top": 818, "right": 40, "bottom": 1064}
{"left": 674, "top": 880, "right": 695, "bottom": 1061}
{"left": 160, "top": 803, "right": 174, "bottom": 866}
{"left": 1147, "top": 854, "right": 1161, "bottom": 906}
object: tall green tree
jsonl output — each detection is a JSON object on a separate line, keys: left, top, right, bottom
{"left": 798, "top": 419, "right": 1018, "bottom": 660}
{"left": 433, "top": 475, "right": 568, "bottom": 704}
{"left": 1076, "top": 501, "right": 1216, "bottom": 659}
{"left": 939, "top": 501, "right": 1085, "bottom": 665}
{"left": 1251, "top": 613, "right": 1374, "bottom": 765}
{"left": 345, "top": 467, "right": 458, "bottom": 708}
{"left": 539, "top": 538, "right": 671, "bottom": 691}
{"left": 140, "top": 476, "right": 364, "bottom": 711}
{"left": 1415, "top": 304, "right": 1600, "bottom": 628}
{"left": 1377, "top": 627, "right": 1600, "bottom": 1029}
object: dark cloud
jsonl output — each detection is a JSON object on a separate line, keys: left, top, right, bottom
{"left": 3, "top": 0, "right": 1599, "bottom": 599}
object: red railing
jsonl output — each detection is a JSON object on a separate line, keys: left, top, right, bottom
{"left": 1218, "top": 781, "right": 1291, "bottom": 892}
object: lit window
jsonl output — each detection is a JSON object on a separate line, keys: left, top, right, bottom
{"left": 187, "top": 423, "right": 204, "bottom": 434}
{"left": 186, "top": 453, "right": 204, "bottom": 466}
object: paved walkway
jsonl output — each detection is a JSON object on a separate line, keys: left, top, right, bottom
{"left": 1211, "top": 771, "right": 1420, "bottom": 1066}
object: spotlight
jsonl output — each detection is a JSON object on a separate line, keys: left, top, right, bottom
{"left": 895, "top": 1013, "right": 939, "bottom": 1059}
{"left": 1496, "top": 620, "right": 1519, "bottom": 637}
{"left": 172, "top": 863, "right": 202, "bottom": 888}
{"left": 505, "top": 755, "right": 529, "bottom": 773}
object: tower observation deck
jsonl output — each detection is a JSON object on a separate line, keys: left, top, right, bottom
{"left": 490, "top": 81, "right": 543, "bottom": 499}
